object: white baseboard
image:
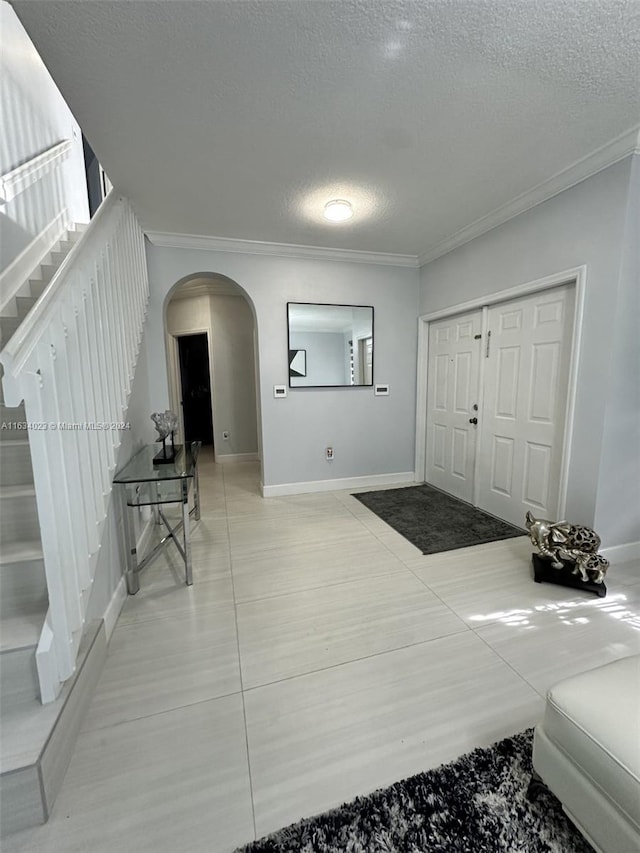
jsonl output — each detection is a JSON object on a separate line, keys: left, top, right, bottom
{"left": 0, "top": 210, "right": 69, "bottom": 312}
{"left": 262, "top": 471, "right": 416, "bottom": 498}
{"left": 215, "top": 452, "right": 259, "bottom": 464}
{"left": 600, "top": 541, "right": 640, "bottom": 564}
{"left": 103, "top": 577, "right": 127, "bottom": 643}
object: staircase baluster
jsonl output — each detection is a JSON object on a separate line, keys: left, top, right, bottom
{"left": 0, "top": 195, "right": 149, "bottom": 701}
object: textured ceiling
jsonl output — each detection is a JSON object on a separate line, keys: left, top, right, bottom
{"left": 12, "top": 0, "right": 640, "bottom": 259}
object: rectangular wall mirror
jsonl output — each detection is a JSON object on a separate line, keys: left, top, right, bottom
{"left": 287, "top": 302, "right": 374, "bottom": 387}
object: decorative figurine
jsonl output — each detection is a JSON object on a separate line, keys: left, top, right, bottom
{"left": 525, "top": 511, "right": 608, "bottom": 597}
{"left": 150, "top": 410, "right": 179, "bottom": 464}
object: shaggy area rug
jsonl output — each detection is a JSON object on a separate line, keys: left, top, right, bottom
{"left": 353, "top": 484, "right": 524, "bottom": 554}
{"left": 236, "top": 730, "right": 593, "bottom": 853}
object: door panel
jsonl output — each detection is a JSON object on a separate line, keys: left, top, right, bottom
{"left": 426, "top": 310, "right": 482, "bottom": 502}
{"left": 523, "top": 441, "right": 551, "bottom": 508}
{"left": 477, "top": 284, "right": 574, "bottom": 526}
{"left": 490, "top": 435, "right": 515, "bottom": 496}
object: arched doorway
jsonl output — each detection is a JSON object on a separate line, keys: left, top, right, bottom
{"left": 163, "top": 273, "right": 260, "bottom": 465}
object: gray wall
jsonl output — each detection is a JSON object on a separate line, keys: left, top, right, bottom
{"left": 419, "top": 156, "right": 636, "bottom": 547}
{"left": 145, "top": 244, "right": 420, "bottom": 488}
{"left": 0, "top": 2, "right": 88, "bottom": 273}
{"left": 594, "top": 154, "right": 640, "bottom": 547}
{"left": 209, "top": 294, "right": 259, "bottom": 456}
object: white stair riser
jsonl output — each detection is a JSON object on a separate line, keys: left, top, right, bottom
{"left": 0, "top": 558, "right": 47, "bottom": 619}
{"left": 0, "top": 646, "right": 40, "bottom": 706}
{"left": 28, "top": 279, "right": 48, "bottom": 300}
{"left": 0, "top": 442, "right": 34, "bottom": 487}
{"left": 0, "top": 495, "right": 40, "bottom": 544}
{"left": 14, "top": 296, "right": 37, "bottom": 319}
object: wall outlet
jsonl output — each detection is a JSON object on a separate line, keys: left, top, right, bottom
{"left": 222, "top": 431, "right": 230, "bottom": 440}
{"left": 325, "top": 446, "right": 334, "bottom": 460}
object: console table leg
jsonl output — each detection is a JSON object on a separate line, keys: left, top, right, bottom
{"left": 193, "top": 464, "right": 201, "bottom": 522}
{"left": 119, "top": 485, "right": 139, "bottom": 594}
{"left": 182, "top": 479, "right": 192, "bottom": 586}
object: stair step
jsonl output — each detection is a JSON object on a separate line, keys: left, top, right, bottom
{"left": 28, "top": 278, "right": 48, "bottom": 299}
{"left": 0, "top": 646, "right": 40, "bottom": 707}
{"left": 0, "top": 609, "right": 45, "bottom": 653}
{"left": 49, "top": 250, "right": 67, "bottom": 266}
{"left": 0, "top": 486, "right": 40, "bottom": 544}
{"left": 0, "top": 621, "right": 106, "bottom": 836}
{"left": 0, "top": 403, "right": 26, "bottom": 423}
{"left": 0, "top": 439, "right": 33, "bottom": 486}
{"left": 0, "top": 541, "right": 44, "bottom": 564}
{"left": 37, "top": 263, "right": 57, "bottom": 286}
{"left": 15, "top": 295, "right": 37, "bottom": 318}
{"left": 0, "top": 562, "right": 47, "bottom": 620}
{"left": 0, "top": 484, "right": 36, "bottom": 498}
{"left": 0, "top": 538, "right": 47, "bottom": 621}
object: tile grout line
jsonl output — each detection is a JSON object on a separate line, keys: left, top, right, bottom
{"left": 394, "top": 543, "right": 550, "bottom": 701}
{"left": 240, "top": 626, "right": 471, "bottom": 694}
{"left": 79, "top": 687, "right": 246, "bottom": 736}
{"left": 233, "top": 566, "right": 420, "bottom": 606}
{"left": 222, "top": 463, "right": 259, "bottom": 842}
{"left": 471, "top": 626, "right": 548, "bottom": 700}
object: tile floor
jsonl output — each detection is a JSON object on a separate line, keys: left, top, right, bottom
{"left": 5, "top": 455, "right": 640, "bottom": 852}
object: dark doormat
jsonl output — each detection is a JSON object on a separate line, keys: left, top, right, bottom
{"left": 352, "top": 484, "right": 525, "bottom": 555}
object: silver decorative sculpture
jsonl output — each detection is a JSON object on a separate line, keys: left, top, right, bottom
{"left": 525, "top": 511, "right": 609, "bottom": 585}
{"left": 151, "top": 410, "right": 178, "bottom": 441}
{"left": 151, "top": 410, "right": 179, "bottom": 463}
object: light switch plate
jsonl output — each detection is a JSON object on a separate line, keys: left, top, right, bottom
{"left": 274, "top": 385, "right": 287, "bottom": 398}
{"left": 374, "top": 384, "right": 390, "bottom": 396}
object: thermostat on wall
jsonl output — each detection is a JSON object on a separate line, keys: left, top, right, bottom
{"left": 375, "top": 384, "right": 390, "bottom": 396}
{"left": 274, "top": 385, "right": 287, "bottom": 398}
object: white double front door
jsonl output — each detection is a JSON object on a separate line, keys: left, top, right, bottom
{"left": 425, "top": 284, "right": 575, "bottom": 528}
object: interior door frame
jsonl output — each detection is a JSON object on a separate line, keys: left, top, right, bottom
{"left": 415, "top": 265, "right": 586, "bottom": 519}
{"left": 167, "top": 327, "right": 215, "bottom": 447}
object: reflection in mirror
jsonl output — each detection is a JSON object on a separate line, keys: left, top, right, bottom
{"left": 287, "top": 302, "right": 374, "bottom": 387}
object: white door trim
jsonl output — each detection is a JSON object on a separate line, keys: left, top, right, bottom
{"left": 166, "top": 326, "right": 214, "bottom": 445}
{"left": 415, "top": 265, "right": 586, "bottom": 520}
{"left": 471, "top": 305, "right": 489, "bottom": 508}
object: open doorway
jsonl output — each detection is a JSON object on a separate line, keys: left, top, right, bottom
{"left": 164, "top": 274, "right": 260, "bottom": 466}
{"left": 177, "top": 333, "right": 214, "bottom": 446}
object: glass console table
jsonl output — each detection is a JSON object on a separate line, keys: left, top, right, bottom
{"left": 113, "top": 441, "right": 201, "bottom": 594}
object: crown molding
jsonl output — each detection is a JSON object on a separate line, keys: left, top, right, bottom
{"left": 145, "top": 230, "right": 420, "bottom": 268}
{"left": 171, "top": 281, "right": 243, "bottom": 299}
{"left": 418, "top": 125, "right": 640, "bottom": 266}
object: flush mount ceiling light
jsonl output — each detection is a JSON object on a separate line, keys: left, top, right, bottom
{"left": 323, "top": 199, "right": 353, "bottom": 223}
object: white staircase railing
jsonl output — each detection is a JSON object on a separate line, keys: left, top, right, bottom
{"left": 0, "top": 193, "right": 149, "bottom": 702}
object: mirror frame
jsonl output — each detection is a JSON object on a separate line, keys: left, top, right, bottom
{"left": 286, "top": 302, "right": 375, "bottom": 389}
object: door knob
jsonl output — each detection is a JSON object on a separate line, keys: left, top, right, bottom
{"left": 469, "top": 417, "right": 478, "bottom": 425}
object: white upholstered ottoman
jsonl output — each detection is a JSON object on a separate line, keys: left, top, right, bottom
{"left": 532, "top": 654, "right": 640, "bottom": 853}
